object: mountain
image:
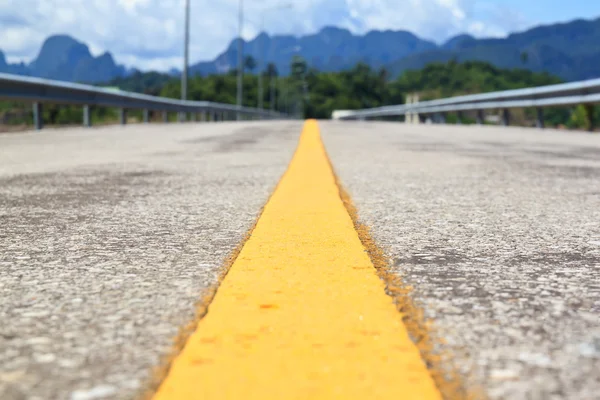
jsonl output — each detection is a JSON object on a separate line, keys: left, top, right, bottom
{"left": 2, "top": 16, "right": 600, "bottom": 83}
{"left": 0, "top": 27, "right": 436, "bottom": 82}
{"left": 0, "top": 35, "right": 127, "bottom": 83}
{"left": 0, "top": 50, "right": 29, "bottom": 75}
{"left": 441, "top": 34, "right": 476, "bottom": 50}
{"left": 189, "top": 26, "right": 437, "bottom": 76}
{"left": 387, "top": 17, "right": 600, "bottom": 81}
{"left": 190, "top": 18, "right": 600, "bottom": 81}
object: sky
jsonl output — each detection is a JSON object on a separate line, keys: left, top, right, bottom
{"left": 0, "top": 0, "right": 599, "bottom": 71}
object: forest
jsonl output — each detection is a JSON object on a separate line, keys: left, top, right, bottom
{"left": 1, "top": 57, "right": 598, "bottom": 130}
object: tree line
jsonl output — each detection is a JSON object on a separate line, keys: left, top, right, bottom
{"left": 1, "top": 57, "right": 598, "bottom": 130}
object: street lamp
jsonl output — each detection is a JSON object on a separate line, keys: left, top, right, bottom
{"left": 181, "top": 0, "right": 191, "bottom": 122}
{"left": 236, "top": 0, "right": 243, "bottom": 120}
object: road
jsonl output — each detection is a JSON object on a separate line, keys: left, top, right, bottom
{"left": 1, "top": 121, "right": 599, "bottom": 400}
{"left": 0, "top": 122, "right": 299, "bottom": 400}
{"left": 323, "top": 122, "right": 600, "bottom": 400}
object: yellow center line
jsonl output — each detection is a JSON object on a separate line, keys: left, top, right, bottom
{"left": 153, "top": 120, "right": 441, "bottom": 399}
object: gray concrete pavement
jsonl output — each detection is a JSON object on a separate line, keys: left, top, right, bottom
{"left": 2, "top": 120, "right": 599, "bottom": 400}
{"left": 0, "top": 122, "right": 301, "bottom": 400}
{"left": 321, "top": 121, "right": 600, "bottom": 400}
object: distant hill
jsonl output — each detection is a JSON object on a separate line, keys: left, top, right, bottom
{"left": 190, "top": 18, "right": 600, "bottom": 81}
{"left": 387, "top": 17, "right": 600, "bottom": 81}
{"left": 2, "top": 16, "right": 600, "bottom": 83}
{"left": 189, "top": 27, "right": 437, "bottom": 76}
{"left": 0, "top": 35, "right": 127, "bottom": 83}
{"left": 0, "top": 50, "right": 29, "bottom": 75}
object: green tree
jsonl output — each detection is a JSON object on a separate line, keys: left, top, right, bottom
{"left": 266, "top": 63, "right": 278, "bottom": 78}
{"left": 291, "top": 56, "right": 307, "bottom": 79}
{"left": 244, "top": 55, "right": 257, "bottom": 73}
{"left": 568, "top": 105, "right": 589, "bottom": 130}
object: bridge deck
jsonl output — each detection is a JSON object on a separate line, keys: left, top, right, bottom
{"left": 0, "top": 122, "right": 299, "bottom": 399}
{"left": 324, "top": 122, "right": 600, "bottom": 399}
{"left": 1, "top": 121, "right": 599, "bottom": 399}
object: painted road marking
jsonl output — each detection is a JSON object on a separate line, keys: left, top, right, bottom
{"left": 153, "top": 120, "right": 441, "bottom": 399}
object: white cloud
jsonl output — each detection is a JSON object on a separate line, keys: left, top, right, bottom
{"left": 0, "top": 0, "right": 529, "bottom": 71}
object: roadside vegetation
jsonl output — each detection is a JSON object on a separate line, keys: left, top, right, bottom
{"left": 1, "top": 58, "right": 598, "bottom": 131}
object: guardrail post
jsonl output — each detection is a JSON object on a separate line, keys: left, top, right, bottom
{"left": 143, "top": 109, "right": 150, "bottom": 124}
{"left": 408, "top": 93, "right": 421, "bottom": 124}
{"left": 162, "top": 111, "right": 168, "bottom": 123}
{"left": 476, "top": 110, "right": 484, "bottom": 125}
{"left": 200, "top": 111, "right": 206, "bottom": 122}
{"left": 536, "top": 108, "right": 544, "bottom": 129}
{"left": 178, "top": 112, "right": 186, "bottom": 123}
{"left": 190, "top": 112, "right": 197, "bottom": 122}
{"left": 83, "top": 105, "right": 91, "bottom": 127}
{"left": 120, "top": 108, "right": 127, "bottom": 125}
{"left": 501, "top": 109, "right": 510, "bottom": 126}
{"left": 32, "top": 102, "right": 43, "bottom": 130}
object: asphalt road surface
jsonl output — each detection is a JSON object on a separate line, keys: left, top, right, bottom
{"left": 1, "top": 120, "right": 599, "bottom": 400}
{"left": 322, "top": 121, "right": 600, "bottom": 400}
{"left": 0, "top": 122, "right": 300, "bottom": 400}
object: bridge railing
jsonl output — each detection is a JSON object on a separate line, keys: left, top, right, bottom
{"left": 332, "top": 77, "right": 600, "bottom": 130}
{"left": 0, "top": 72, "right": 286, "bottom": 130}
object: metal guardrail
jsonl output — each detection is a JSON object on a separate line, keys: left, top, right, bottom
{"left": 0, "top": 72, "right": 286, "bottom": 129}
{"left": 332, "top": 77, "right": 600, "bottom": 129}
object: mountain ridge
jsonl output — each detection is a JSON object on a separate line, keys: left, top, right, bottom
{"left": 0, "top": 35, "right": 127, "bottom": 83}
{"left": 1, "top": 17, "right": 600, "bottom": 83}
{"left": 387, "top": 16, "right": 600, "bottom": 81}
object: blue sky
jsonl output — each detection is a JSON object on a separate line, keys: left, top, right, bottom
{"left": 0, "top": 0, "right": 599, "bottom": 71}
{"left": 487, "top": 0, "right": 600, "bottom": 25}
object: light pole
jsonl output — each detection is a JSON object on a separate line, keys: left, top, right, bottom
{"left": 236, "top": 0, "right": 243, "bottom": 120}
{"left": 179, "top": 0, "right": 191, "bottom": 123}
{"left": 180, "top": 0, "right": 190, "bottom": 122}
{"left": 258, "top": 18, "right": 265, "bottom": 111}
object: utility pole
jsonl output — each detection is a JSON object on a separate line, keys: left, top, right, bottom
{"left": 236, "top": 0, "right": 243, "bottom": 120}
{"left": 181, "top": 0, "right": 190, "bottom": 122}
